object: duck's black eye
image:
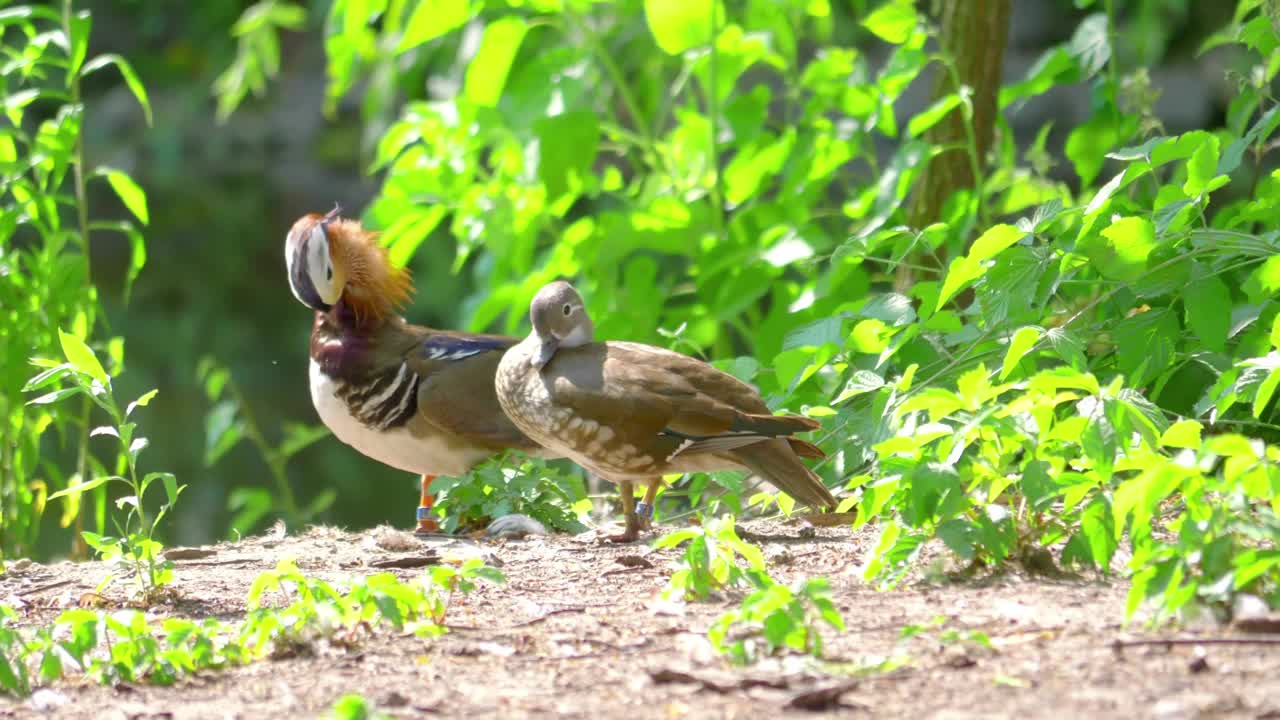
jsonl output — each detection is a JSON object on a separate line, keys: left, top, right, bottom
{"left": 562, "top": 303, "right": 572, "bottom": 316}
{"left": 326, "top": 265, "right": 333, "bottom": 280}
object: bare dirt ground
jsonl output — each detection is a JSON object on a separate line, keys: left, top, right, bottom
{"left": 1, "top": 520, "right": 1278, "bottom": 720}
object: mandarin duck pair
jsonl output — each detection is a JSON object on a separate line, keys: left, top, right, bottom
{"left": 285, "top": 210, "right": 836, "bottom": 541}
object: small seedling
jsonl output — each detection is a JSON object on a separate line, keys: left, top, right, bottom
{"left": 28, "top": 330, "right": 186, "bottom": 601}
{"left": 708, "top": 576, "right": 846, "bottom": 665}
{"left": 654, "top": 516, "right": 768, "bottom": 601}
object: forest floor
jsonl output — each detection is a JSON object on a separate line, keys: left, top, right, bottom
{"left": 1, "top": 519, "right": 1278, "bottom": 720}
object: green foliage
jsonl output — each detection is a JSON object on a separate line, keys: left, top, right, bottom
{"left": 0, "top": 1, "right": 150, "bottom": 560}
{"left": 654, "top": 516, "right": 767, "bottom": 601}
{"left": 429, "top": 457, "right": 589, "bottom": 534}
{"left": 214, "top": 0, "right": 308, "bottom": 121}
{"left": 242, "top": 557, "right": 501, "bottom": 652}
{"left": 708, "top": 576, "right": 845, "bottom": 665}
{"left": 198, "top": 357, "right": 332, "bottom": 535}
{"left": 303, "top": 0, "right": 1280, "bottom": 625}
{"left": 30, "top": 331, "right": 184, "bottom": 600}
{"left": 0, "top": 559, "right": 502, "bottom": 697}
{"left": 899, "top": 615, "right": 993, "bottom": 651}
{"left": 855, "top": 363, "right": 1280, "bottom": 621}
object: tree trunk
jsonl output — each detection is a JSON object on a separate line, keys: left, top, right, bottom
{"left": 908, "top": 0, "right": 1012, "bottom": 230}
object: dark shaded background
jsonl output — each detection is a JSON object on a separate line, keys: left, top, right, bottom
{"left": 59, "top": 0, "right": 1232, "bottom": 550}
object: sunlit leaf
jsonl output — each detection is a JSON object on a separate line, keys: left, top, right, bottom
{"left": 862, "top": 0, "right": 917, "bottom": 44}
{"left": 97, "top": 168, "right": 149, "bottom": 225}
{"left": 644, "top": 0, "right": 724, "bottom": 55}
{"left": 80, "top": 54, "right": 152, "bottom": 125}
{"left": 398, "top": 0, "right": 470, "bottom": 52}
{"left": 58, "top": 329, "right": 108, "bottom": 385}
{"left": 464, "top": 17, "right": 528, "bottom": 107}
{"left": 1000, "top": 326, "right": 1042, "bottom": 380}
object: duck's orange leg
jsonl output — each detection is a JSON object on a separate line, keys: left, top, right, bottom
{"left": 415, "top": 474, "right": 439, "bottom": 534}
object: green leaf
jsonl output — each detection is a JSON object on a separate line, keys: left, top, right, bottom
{"left": 906, "top": 92, "right": 961, "bottom": 138}
{"left": 384, "top": 206, "right": 447, "bottom": 269}
{"left": 398, "top": 0, "right": 471, "bottom": 52}
{"left": 1000, "top": 326, "right": 1041, "bottom": 380}
{"left": 1079, "top": 494, "right": 1117, "bottom": 572}
{"left": 535, "top": 111, "right": 600, "bottom": 204}
{"left": 1253, "top": 366, "right": 1280, "bottom": 418}
{"left": 80, "top": 54, "right": 152, "bottom": 126}
{"left": 58, "top": 329, "right": 108, "bottom": 385}
{"left": 99, "top": 169, "right": 149, "bottom": 225}
{"left": 463, "top": 16, "right": 528, "bottom": 107}
{"left": 88, "top": 220, "right": 147, "bottom": 302}
{"left": 1067, "top": 13, "right": 1110, "bottom": 78}
{"left": 1160, "top": 420, "right": 1202, "bottom": 449}
{"left": 67, "top": 10, "right": 91, "bottom": 78}
{"left": 935, "top": 255, "right": 984, "bottom": 311}
{"left": 1183, "top": 273, "right": 1230, "bottom": 353}
{"left": 22, "top": 363, "right": 74, "bottom": 392}
{"left": 47, "top": 475, "right": 120, "bottom": 501}
{"left": 127, "top": 389, "right": 158, "bottom": 417}
{"left": 969, "top": 224, "right": 1027, "bottom": 262}
{"left": 1183, "top": 134, "right": 1226, "bottom": 197}
{"left": 332, "top": 693, "right": 371, "bottom": 720}
{"left": 26, "top": 387, "right": 83, "bottom": 406}
{"left": 724, "top": 131, "right": 795, "bottom": 205}
{"left": 862, "top": 0, "right": 917, "bottom": 44}
{"left": 835, "top": 370, "right": 885, "bottom": 404}
{"left": 1087, "top": 216, "right": 1156, "bottom": 282}
{"left": 1066, "top": 112, "right": 1120, "bottom": 186}
{"left": 644, "top": 0, "right": 724, "bottom": 55}
{"left": 1114, "top": 309, "right": 1178, "bottom": 387}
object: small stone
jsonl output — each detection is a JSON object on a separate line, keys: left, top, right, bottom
{"left": 28, "top": 688, "right": 69, "bottom": 711}
{"left": 487, "top": 514, "right": 549, "bottom": 539}
{"left": 381, "top": 691, "right": 409, "bottom": 708}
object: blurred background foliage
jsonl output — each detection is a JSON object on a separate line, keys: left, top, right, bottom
{"left": 0, "top": 0, "right": 1261, "bottom": 561}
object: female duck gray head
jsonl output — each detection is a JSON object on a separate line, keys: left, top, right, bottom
{"left": 528, "top": 280, "right": 594, "bottom": 368}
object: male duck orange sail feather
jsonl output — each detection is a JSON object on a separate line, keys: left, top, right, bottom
{"left": 285, "top": 208, "right": 548, "bottom": 533}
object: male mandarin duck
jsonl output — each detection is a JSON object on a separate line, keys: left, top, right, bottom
{"left": 495, "top": 280, "right": 837, "bottom": 542}
{"left": 284, "top": 207, "right": 548, "bottom": 533}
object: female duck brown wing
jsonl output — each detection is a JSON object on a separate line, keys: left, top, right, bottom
{"left": 542, "top": 340, "right": 835, "bottom": 509}
{"left": 405, "top": 332, "right": 542, "bottom": 452}
{"left": 544, "top": 341, "right": 820, "bottom": 460}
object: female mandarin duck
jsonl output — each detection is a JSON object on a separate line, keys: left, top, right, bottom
{"left": 495, "top": 280, "right": 837, "bottom": 542}
{"left": 285, "top": 207, "right": 547, "bottom": 533}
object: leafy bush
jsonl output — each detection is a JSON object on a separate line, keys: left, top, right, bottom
{"left": 297, "top": 0, "right": 1280, "bottom": 623}
{"left": 429, "top": 457, "right": 589, "bottom": 534}
{"left": 0, "top": 1, "right": 150, "bottom": 559}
